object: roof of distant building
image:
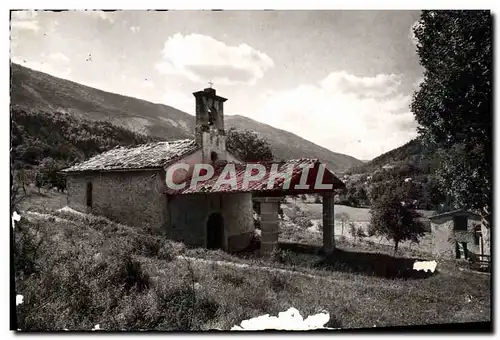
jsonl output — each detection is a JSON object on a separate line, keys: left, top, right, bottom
{"left": 428, "top": 209, "right": 481, "bottom": 220}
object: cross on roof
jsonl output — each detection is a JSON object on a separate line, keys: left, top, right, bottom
{"left": 208, "top": 79, "right": 214, "bottom": 88}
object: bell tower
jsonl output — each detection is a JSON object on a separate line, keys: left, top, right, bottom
{"left": 193, "top": 85, "right": 228, "bottom": 164}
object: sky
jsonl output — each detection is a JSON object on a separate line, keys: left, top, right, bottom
{"left": 10, "top": 10, "right": 424, "bottom": 160}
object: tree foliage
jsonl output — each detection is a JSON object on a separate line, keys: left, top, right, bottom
{"left": 226, "top": 127, "right": 274, "bottom": 162}
{"left": 411, "top": 10, "right": 492, "bottom": 211}
{"left": 11, "top": 105, "right": 156, "bottom": 189}
{"left": 369, "top": 190, "right": 426, "bottom": 254}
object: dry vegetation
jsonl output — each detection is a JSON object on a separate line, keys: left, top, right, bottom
{"left": 13, "top": 190, "right": 491, "bottom": 331}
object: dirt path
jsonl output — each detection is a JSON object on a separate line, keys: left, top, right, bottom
{"left": 176, "top": 255, "right": 413, "bottom": 289}
{"left": 177, "top": 255, "right": 333, "bottom": 281}
{"left": 23, "top": 211, "right": 71, "bottom": 223}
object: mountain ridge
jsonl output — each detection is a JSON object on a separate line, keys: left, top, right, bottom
{"left": 10, "top": 63, "right": 362, "bottom": 172}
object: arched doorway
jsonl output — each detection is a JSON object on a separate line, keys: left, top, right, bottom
{"left": 206, "top": 212, "right": 224, "bottom": 250}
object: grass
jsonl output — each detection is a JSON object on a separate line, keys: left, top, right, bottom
{"left": 283, "top": 201, "right": 435, "bottom": 222}
{"left": 13, "top": 192, "right": 490, "bottom": 331}
{"left": 281, "top": 201, "right": 436, "bottom": 255}
{"left": 16, "top": 185, "right": 68, "bottom": 213}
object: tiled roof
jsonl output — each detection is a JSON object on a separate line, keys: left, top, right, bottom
{"left": 62, "top": 139, "right": 199, "bottom": 172}
{"left": 166, "top": 158, "right": 346, "bottom": 195}
{"left": 428, "top": 209, "right": 481, "bottom": 220}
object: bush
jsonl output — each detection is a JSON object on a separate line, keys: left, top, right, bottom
{"left": 120, "top": 255, "right": 151, "bottom": 293}
{"left": 356, "top": 227, "right": 366, "bottom": 239}
{"left": 349, "top": 222, "right": 357, "bottom": 239}
{"left": 271, "top": 249, "right": 293, "bottom": 264}
{"left": 290, "top": 206, "right": 313, "bottom": 229}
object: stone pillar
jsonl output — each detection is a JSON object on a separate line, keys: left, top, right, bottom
{"left": 254, "top": 196, "right": 283, "bottom": 257}
{"left": 322, "top": 193, "right": 335, "bottom": 253}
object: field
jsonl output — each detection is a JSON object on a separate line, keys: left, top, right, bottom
{"left": 13, "top": 189, "right": 491, "bottom": 331}
{"left": 281, "top": 198, "right": 435, "bottom": 255}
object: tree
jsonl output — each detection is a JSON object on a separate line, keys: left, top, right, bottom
{"left": 411, "top": 11, "right": 492, "bottom": 217}
{"left": 226, "top": 128, "right": 274, "bottom": 162}
{"left": 34, "top": 171, "right": 43, "bottom": 194}
{"left": 39, "top": 157, "right": 67, "bottom": 192}
{"left": 335, "top": 212, "right": 350, "bottom": 236}
{"left": 369, "top": 190, "right": 426, "bottom": 255}
{"left": 349, "top": 222, "right": 357, "bottom": 241}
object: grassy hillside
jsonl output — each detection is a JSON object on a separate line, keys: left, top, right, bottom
{"left": 348, "top": 138, "right": 439, "bottom": 175}
{"left": 10, "top": 63, "right": 362, "bottom": 172}
{"left": 340, "top": 138, "right": 445, "bottom": 211}
{"left": 14, "top": 191, "right": 490, "bottom": 331}
{"left": 10, "top": 63, "right": 194, "bottom": 140}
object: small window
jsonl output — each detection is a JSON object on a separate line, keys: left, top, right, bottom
{"left": 208, "top": 107, "right": 216, "bottom": 126}
{"left": 453, "top": 215, "right": 468, "bottom": 231}
{"left": 456, "top": 242, "right": 468, "bottom": 259}
{"left": 86, "top": 181, "right": 93, "bottom": 208}
{"left": 474, "top": 226, "right": 481, "bottom": 245}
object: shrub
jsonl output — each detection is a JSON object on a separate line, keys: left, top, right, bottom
{"left": 271, "top": 249, "right": 293, "bottom": 264}
{"left": 140, "top": 235, "right": 163, "bottom": 257}
{"left": 349, "top": 222, "right": 357, "bottom": 239}
{"left": 356, "top": 227, "right": 366, "bottom": 239}
{"left": 290, "top": 206, "right": 313, "bottom": 229}
{"left": 121, "top": 256, "right": 151, "bottom": 293}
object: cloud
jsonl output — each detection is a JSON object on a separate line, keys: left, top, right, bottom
{"left": 82, "top": 10, "right": 115, "bottom": 23}
{"left": 155, "top": 33, "right": 274, "bottom": 85}
{"left": 254, "top": 71, "right": 418, "bottom": 160}
{"left": 14, "top": 59, "right": 71, "bottom": 79}
{"left": 320, "top": 71, "right": 403, "bottom": 99}
{"left": 12, "top": 52, "right": 71, "bottom": 79}
{"left": 48, "top": 52, "right": 70, "bottom": 62}
{"left": 10, "top": 10, "right": 40, "bottom": 32}
{"left": 130, "top": 26, "right": 140, "bottom": 33}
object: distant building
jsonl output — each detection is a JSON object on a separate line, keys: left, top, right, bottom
{"left": 62, "top": 86, "right": 345, "bottom": 256}
{"left": 429, "top": 210, "right": 486, "bottom": 261}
